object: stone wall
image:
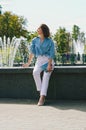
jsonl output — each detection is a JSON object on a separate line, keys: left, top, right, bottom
{"left": 0, "top": 66, "right": 86, "bottom": 100}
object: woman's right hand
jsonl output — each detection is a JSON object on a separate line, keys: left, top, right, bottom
{"left": 22, "top": 63, "right": 30, "bottom": 68}
{"left": 22, "top": 54, "right": 33, "bottom": 68}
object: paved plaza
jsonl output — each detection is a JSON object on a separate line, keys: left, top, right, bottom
{"left": 0, "top": 99, "right": 86, "bottom": 130}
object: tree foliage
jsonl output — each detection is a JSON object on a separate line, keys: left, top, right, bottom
{"left": 54, "top": 27, "right": 70, "bottom": 53}
{"left": 72, "top": 25, "right": 80, "bottom": 42}
{"left": 0, "top": 11, "right": 28, "bottom": 40}
{"left": 15, "top": 40, "right": 29, "bottom": 63}
{"left": 26, "top": 31, "right": 38, "bottom": 43}
{"left": 72, "top": 25, "right": 85, "bottom": 43}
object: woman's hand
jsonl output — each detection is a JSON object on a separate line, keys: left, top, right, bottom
{"left": 22, "top": 53, "right": 34, "bottom": 68}
{"left": 22, "top": 63, "right": 30, "bottom": 68}
{"left": 47, "top": 64, "right": 52, "bottom": 72}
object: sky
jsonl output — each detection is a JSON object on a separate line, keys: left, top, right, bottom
{"left": 0, "top": 0, "right": 86, "bottom": 34}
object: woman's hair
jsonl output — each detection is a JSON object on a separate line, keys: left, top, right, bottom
{"left": 40, "top": 24, "right": 50, "bottom": 38}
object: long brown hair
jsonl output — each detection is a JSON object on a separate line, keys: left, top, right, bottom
{"left": 40, "top": 24, "right": 50, "bottom": 38}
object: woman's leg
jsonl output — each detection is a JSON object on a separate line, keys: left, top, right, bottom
{"left": 37, "top": 71, "right": 52, "bottom": 106}
{"left": 33, "top": 65, "right": 42, "bottom": 92}
{"left": 40, "top": 71, "right": 52, "bottom": 96}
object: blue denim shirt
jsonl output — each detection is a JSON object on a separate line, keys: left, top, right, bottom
{"left": 30, "top": 37, "right": 55, "bottom": 59}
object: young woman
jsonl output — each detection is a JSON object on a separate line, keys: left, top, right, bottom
{"left": 23, "top": 24, "right": 55, "bottom": 106}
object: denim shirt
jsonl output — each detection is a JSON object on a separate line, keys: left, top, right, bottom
{"left": 30, "top": 37, "right": 55, "bottom": 59}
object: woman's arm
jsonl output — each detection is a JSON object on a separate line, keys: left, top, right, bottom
{"left": 22, "top": 53, "right": 34, "bottom": 67}
{"left": 47, "top": 58, "right": 53, "bottom": 72}
{"left": 47, "top": 40, "right": 55, "bottom": 72}
{"left": 48, "top": 58, "right": 52, "bottom": 65}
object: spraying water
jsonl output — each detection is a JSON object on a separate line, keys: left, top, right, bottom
{"left": 73, "top": 40, "right": 85, "bottom": 55}
{"left": 72, "top": 38, "right": 85, "bottom": 63}
{"left": 0, "top": 36, "right": 25, "bottom": 67}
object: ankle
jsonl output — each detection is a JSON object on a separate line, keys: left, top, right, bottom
{"left": 40, "top": 95, "right": 45, "bottom": 100}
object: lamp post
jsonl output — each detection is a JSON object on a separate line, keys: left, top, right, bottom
{"left": 0, "top": 5, "right": 2, "bottom": 15}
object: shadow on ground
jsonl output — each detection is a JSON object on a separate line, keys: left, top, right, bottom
{"left": 0, "top": 98, "right": 86, "bottom": 112}
{"left": 46, "top": 100, "right": 86, "bottom": 112}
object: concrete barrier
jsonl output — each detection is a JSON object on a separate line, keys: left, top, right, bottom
{"left": 0, "top": 66, "right": 86, "bottom": 100}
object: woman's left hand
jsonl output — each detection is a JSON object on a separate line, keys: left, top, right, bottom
{"left": 47, "top": 64, "right": 52, "bottom": 72}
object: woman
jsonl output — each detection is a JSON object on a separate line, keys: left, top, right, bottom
{"left": 23, "top": 24, "right": 55, "bottom": 106}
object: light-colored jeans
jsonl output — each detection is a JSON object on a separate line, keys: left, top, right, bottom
{"left": 33, "top": 56, "right": 54, "bottom": 96}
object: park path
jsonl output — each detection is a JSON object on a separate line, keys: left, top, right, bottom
{"left": 0, "top": 99, "right": 86, "bottom": 130}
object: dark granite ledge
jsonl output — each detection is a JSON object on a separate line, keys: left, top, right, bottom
{"left": 0, "top": 66, "right": 86, "bottom": 100}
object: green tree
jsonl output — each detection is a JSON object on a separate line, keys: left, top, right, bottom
{"left": 71, "top": 25, "right": 85, "bottom": 54}
{"left": 0, "top": 11, "right": 28, "bottom": 41}
{"left": 54, "top": 27, "right": 70, "bottom": 53}
{"left": 26, "top": 31, "right": 38, "bottom": 43}
{"left": 15, "top": 40, "right": 29, "bottom": 63}
{"left": 72, "top": 25, "right": 80, "bottom": 42}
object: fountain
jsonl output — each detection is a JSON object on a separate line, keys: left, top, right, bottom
{"left": 56, "top": 37, "right": 86, "bottom": 65}
{"left": 0, "top": 36, "right": 26, "bottom": 67}
{"left": 0, "top": 36, "right": 86, "bottom": 100}
{"left": 72, "top": 38, "right": 85, "bottom": 63}
{"left": 73, "top": 40, "right": 84, "bottom": 55}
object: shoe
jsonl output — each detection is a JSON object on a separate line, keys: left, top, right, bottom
{"left": 37, "top": 96, "right": 45, "bottom": 106}
{"left": 37, "top": 101, "right": 45, "bottom": 106}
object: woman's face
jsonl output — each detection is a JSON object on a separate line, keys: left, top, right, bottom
{"left": 37, "top": 27, "right": 44, "bottom": 36}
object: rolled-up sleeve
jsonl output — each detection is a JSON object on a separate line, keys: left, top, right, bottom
{"left": 30, "top": 39, "right": 36, "bottom": 55}
{"left": 49, "top": 41, "right": 55, "bottom": 59}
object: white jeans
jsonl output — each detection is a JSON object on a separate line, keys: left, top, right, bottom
{"left": 33, "top": 56, "right": 54, "bottom": 96}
